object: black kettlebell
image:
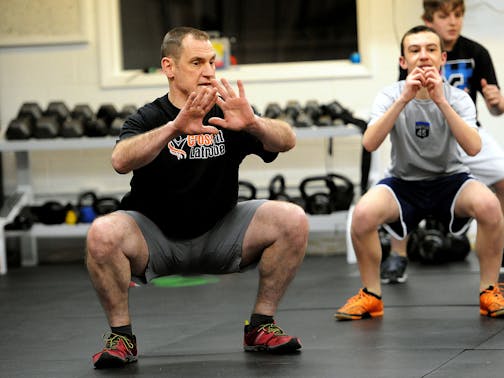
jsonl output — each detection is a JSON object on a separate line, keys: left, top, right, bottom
{"left": 379, "top": 227, "right": 391, "bottom": 261}
{"left": 445, "top": 233, "right": 471, "bottom": 262}
{"left": 238, "top": 180, "right": 257, "bottom": 202}
{"left": 268, "top": 174, "right": 291, "bottom": 201}
{"left": 299, "top": 175, "right": 333, "bottom": 214}
{"left": 300, "top": 173, "right": 354, "bottom": 214}
{"left": 408, "top": 217, "right": 449, "bottom": 264}
{"left": 94, "top": 197, "right": 121, "bottom": 215}
{"left": 31, "top": 201, "right": 67, "bottom": 225}
{"left": 326, "top": 173, "right": 354, "bottom": 211}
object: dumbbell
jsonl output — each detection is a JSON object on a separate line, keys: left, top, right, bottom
{"left": 120, "top": 104, "right": 137, "bottom": 117}
{"left": 264, "top": 102, "right": 283, "bottom": 119}
{"left": 97, "top": 104, "right": 119, "bottom": 127}
{"left": 82, "top": 104, "right": 112, "bottom": 137}
{"left": 109, "top": 104, "right": 137, "bottom": 136}
{"left": 83, "top": 104, "right": 118, "bottom": 137}
{"left": 6, "top": 102, "right": 43, "bottom": 140}
{"left": 324, "top": 100, "right": 368, "bottom": 131}
{"left": 34, "top": 101, "right": 70, "bottom": 138}
{"left": 284, "top": 100, "right": 302, "bottom": 121}
{"left": 61, "top": 104, "right": 94, "bottom": 138}
{"left": 304, "top": 100, "right": 322, "bottom": 124}
{"left": 284, "top": 100, "right": 313, "bottom": 127}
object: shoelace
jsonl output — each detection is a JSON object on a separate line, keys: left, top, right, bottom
{"left": 257, "top": 323, "right": 286, "bottom": 335}
{"left": 103, "top": 333, "right": 134, "bottom": 350}
{"left": 346, "top": 289, "right": 366, "bottom": 304}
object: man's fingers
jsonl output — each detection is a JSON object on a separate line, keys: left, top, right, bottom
{"left": 220, "top": 78, "right": 236, "bottom": 98}
{"left": 202, "top": 125, "right": 220, "bottom": 134}
{"left": 210, "top": 79, "right": 226, "bottom": 99}
{"left": 211, "top": 78, "right": 238, "bottom": 99}
{"left": 186, "top": 87, "right": 217, "bottom": 113}
{"left": 237, "top": 80, "right": 246, "bottom": 99}
{"left": 200, "top": 87, "right": 218, "bottom": 111}
{"left": 208, "top": 116, "right": 225, "bottom": 128}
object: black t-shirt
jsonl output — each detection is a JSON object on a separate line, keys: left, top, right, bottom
{"left": 119, "top": 94, "right": 278, "bottom": 239}
{"left": 398, "top": 35, "right": 499, "bottom": 115}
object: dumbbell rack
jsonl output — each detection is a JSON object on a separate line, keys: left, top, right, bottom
{"left": 0, "top": 124, "right": 363, "bottom": 274}
{"left": 0, "top": 137, "right": 117, "bottom": 274}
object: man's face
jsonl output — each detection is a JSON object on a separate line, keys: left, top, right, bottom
{"left": 400, "top": 31, "right": 446, "bottom": 73}
{"left": 170, "top": 35, "right": 216, "bottom": 98}
{"left": 425, "top": 6, "right": 464, "bottom": 47}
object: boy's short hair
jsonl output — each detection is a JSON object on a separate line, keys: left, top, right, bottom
{"left": 422, "top": 0, "right": 465, "bottom": 22}
{"left": 400, "top": 25, "right": 445, "bottom": 56}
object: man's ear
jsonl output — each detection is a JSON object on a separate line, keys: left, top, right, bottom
{"left": 161, "top": 56, "right": 174, "bottom": 79}
{"left": 399, "top": 56, "right": 408, "bottom": 71}
{"left": 440, "top": 51, "right": 447, "bottom": 66}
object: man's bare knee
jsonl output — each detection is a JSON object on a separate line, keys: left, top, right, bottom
{"left": 87, "top": 214, "right": 124, "bottom": 263}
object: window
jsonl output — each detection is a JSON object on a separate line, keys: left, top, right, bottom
{"left": 119, "top": 0, "right": 358, "bottom": 70}
{"left": 96, "top": 0, "right": 369, "bottom": 88}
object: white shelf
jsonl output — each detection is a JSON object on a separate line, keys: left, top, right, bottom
{"left": 0, "top": 126, "right": 362, "bottom": 274}
{"left": 294, "top": 125, "right": 361, "bottom": 139}
{"left": 0, "top": 136, "right": 116, "bottom": 152}
{"left": 0, "top": 125, "right": 360, "bottom": 152}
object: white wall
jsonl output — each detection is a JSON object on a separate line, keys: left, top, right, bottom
{"left": 0, "top": 0, "right": 503, "bottom": 200}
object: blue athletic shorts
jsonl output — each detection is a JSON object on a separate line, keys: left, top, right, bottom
{"left": 377, "top": 172, "right": 474, "bottom": 239}
{"left": 122, "top": 199, "right": 266, "bottom": 284}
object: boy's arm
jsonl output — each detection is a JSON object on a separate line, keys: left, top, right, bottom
{"left": 436, "top": 99, "right": 481, "bottom": 156}
{"left": 363, "top": 97, "right": 407, "bottom": 152}
{"left": 426, "top": 67, "right": 481, "bottom": 156}
{"left": 363, "top": 68, "right": 424, "bottom": 152}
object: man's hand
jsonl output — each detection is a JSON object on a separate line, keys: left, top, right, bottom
{"left": 172, "top": 87, "right": 220, "bottom": 135}
{"left": 208, "top": 78, "right": 256, "bottom": 131}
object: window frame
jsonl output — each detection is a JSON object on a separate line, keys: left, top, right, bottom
{"left": 97, "top": 0, "right": 371, "bottom": 88}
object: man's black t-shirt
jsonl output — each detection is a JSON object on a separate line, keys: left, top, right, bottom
{"left": 119, "top": 94, "right": 277, "bottom": 239}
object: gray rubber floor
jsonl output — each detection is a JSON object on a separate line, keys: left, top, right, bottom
{"left": 1, "top": 252, "right": 504, "bottom": 378}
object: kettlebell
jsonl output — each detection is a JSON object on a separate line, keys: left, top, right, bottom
{"left": 407, "top": 217, "right": 452, "bottom": 264}
{"left": 379, "top": 227, "right": 391, "bottom": 261}
{"left": 299, "top": 173, "right": 354, "bottom": 214}
{"left": 238, "top": 180, "right": 257, "bottom": 202}
{"left": 78, "top": 191, "right": 98, "bottom": 223}
{"left": 268, "top": 174, "right": 291, "bottom": 201}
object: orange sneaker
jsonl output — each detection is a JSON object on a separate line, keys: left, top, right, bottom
{"left": 480, "top": 285, "right": 504, "bottom": 318}
{"left": 334, "top": 288, "right": 384, "bottom": 321}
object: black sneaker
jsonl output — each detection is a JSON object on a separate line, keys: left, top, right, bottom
{"left": 380, "top": 251, "right": 408, "bottom": 284}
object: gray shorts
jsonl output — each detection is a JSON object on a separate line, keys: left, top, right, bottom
{"left": 123, "top": 199, "right": 266, "bottom": 283}
{"left": 458, "top": 128, "right": 504, "bottom": 186}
